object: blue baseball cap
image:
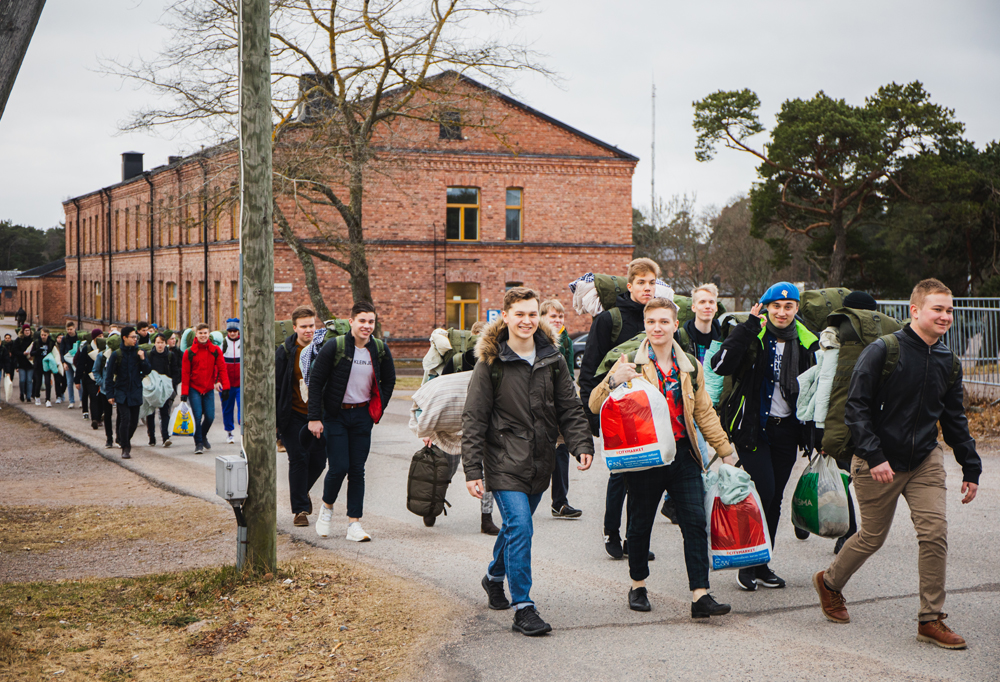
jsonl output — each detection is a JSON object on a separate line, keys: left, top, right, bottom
{"left": 760, "top": 282, "right": 800, "bottom": 305}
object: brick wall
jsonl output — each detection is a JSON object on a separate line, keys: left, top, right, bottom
{"left": 17, "top": 271, "right": 67, "bottom": 328}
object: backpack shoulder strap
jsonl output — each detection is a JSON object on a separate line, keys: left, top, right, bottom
{"left": 677, "top": 327, "right": 691, "bottom": 353}
{"left": 948, "top": 351, "right": 960, "bottom": 389}
{"left": 373, "top": 338, "right": 386, "bottom": 364}
{"left": 684, "top": 352, "right": 699, "bottom": 394}
{"left": 609, "top": 307, "right": 623, "bottom": 346}
{"left": 879, "top": 333, "right": 900, "bottom": 385}
{"left": 333, "top": 335, "right": 348, "bottom": 367}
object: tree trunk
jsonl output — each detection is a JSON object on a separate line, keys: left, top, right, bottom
{"left": 240, "top": 0, "right": 276, "bottom": 574}
{"left": 274, "top": 202, "right": 332, "bottom": 320}
{"left": 346, "top": 168, "right": 381, "bottom": 335}
{"left": 0, "top": 0, "right": 46, "bottom": 121}
{"left": 827, "top": 211, "right": 848, "bottom": 286}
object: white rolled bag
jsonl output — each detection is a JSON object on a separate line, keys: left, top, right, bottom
{"left": 598, "top": 377, "right": 676, "bottom": 472}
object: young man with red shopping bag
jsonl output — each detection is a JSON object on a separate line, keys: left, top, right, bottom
{"left": 814, "top": 279, "right": 981, "bottom": 649}
{"left": 462, "top": 287, "right": 595, "bottom": 636}
{"left": 590, "top": 297, "right": 735, "bottom": 617}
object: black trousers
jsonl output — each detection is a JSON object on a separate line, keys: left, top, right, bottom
{"left": 550, "top": 443, "right": 571, "bottom": 508}
{"left": 147, "top": 396, "right": 175, "bottom": 443}
{"left": 80, "top": 374, "right": 95, "bottom": 414}
{"left": 117, "top": 404, "right": 141, "bottom": 450}
{"left": 281, "top": 410, "right": 327, "bottom": 514}
{"left": 32, "top": 366, "right": 51, "bottom": 401}
{"left": 54, "top": 371, "right": 67, "bottom": 399}
{"left": 604, "top": 471, "right": 629, "bottom": 538}
{"left": 737, "top": 416, "right": 799, "bottom": 547}
{"left": 94, "top": 392, "right": 114, "bottom": 442}
{"left": 624, "top": 439, "right": 709, "bottom": 588}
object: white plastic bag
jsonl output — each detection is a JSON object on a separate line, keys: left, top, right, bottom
{"left": 704, "top": 463, "right": 773, "bottom": 571}
{"left": 791, "top": 454, "right": 850, "bottom": 538}
{"left": 169, "top": 400, "right": 196, "bottom": 436}
{"left": 3, "top": 373, "right": 12, "bottom": 403}
{"left": 598, "top": 378, "right": 676, "bottom": 472}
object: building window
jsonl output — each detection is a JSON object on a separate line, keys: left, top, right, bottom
{"left": 446, "top": 187, "right": 479, "bottom": 241}
{"left": 446, "top": 282, "right": 479, "bottom": 331}
{"left": 125, "top": 280, "right": 131, "bottom": 321}
{"left": 214, "top": 281, "right": 222, "bottom": 330}
{"left": 166, "top": 282, "right": 178, "bottom": 330}
{"left": 185, "top": 281, "right": 192, "bottom": 327}
{"left": 134, "top": 206, "right": 140, "bottom": 249}
{"left": 94, "top": 282, "right": 102, "bottom": 320}
{"left": 439, "top": 110, "right": 462, "bottom": 140}
{"left": 505, "top": 281, "right": 523, "bottom": 290}
{"left": 231, "top": 280, "right": 239, "bottom": 320}
{"left": 198, "top": 281, "right": 206, "bottom": 323}
{"left": 147, "top": 280, "right": 152, "bottom": 322}
{"left": 505, "top": 188, "right": 523, "bottom": 241}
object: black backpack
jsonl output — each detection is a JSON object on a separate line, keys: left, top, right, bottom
{"left": 406, "top": 446, "right": 453, "bottom": 519}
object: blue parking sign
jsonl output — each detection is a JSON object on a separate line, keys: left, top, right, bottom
{"left": 487, "top": 309, "right": 501, "bottom": 323}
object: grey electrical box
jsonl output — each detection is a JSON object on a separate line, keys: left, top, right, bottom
{"left": 216, "top": 455, "right": 248, "bottom": 501}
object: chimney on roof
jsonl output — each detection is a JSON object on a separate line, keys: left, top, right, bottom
{"left": 168, "top": 155, "right": 183, "bottom": 165}
{"left": 122, "top": 152, "right": 144, "bottom": 182}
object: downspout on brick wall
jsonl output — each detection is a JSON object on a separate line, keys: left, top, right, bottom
{"left": 72, "top": 198, "right": 81, "bottom": 328}
{"left": 101, "top": 188, "right": 113, "bottom": 325}
{"left": 143, "top": 172, "right": 155, "bottom": 324}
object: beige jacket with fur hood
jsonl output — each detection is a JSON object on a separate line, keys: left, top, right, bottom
{"left": 589, "top": 337, "right": 733, "bottom": 465}
{"left": 461, "top": 318, "right": 594, "bottom": 495}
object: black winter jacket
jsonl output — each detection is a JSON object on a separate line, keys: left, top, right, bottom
{"left": 578, "top": 293, "right": 647, "bottom": 435}
{"left": 30, "top": 336, "right": 56, "bottom": 370}
{"left": 676, "top": 318, "right": 722, "bottom": 359}
{"left": 105, "top": 345, "right": 151, "bottom": 407}
{"left": 74, "top": 339, "right": 97, "bottom": 377}
{"left": 847, "top": 325, "right": 981, "bottom": 484}
{"left": 461, "top": 320, "right": 594, "bottom": 494}
{"left": 147, "top": 348, "right": 181, "bottom": 388}
{"left": 59, "top": 332, "right": 79, "bottom": 359}
{"left": 710, "top": 315, "right": 818, "bottom": 450}
{"left": 276, "top": 333, "right": 308, "bottom": 429}
{"left": 306, "top": 334, "right": 396, "bottom": 423}
{"left": 12, "top": 335, "right": 33, "bottom": 371}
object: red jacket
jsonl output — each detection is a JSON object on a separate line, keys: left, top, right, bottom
{"left": 181, "top": 341, "right": 230, "bottom": 396}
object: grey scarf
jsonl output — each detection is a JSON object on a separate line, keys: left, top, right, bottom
{"left": 766, "top": 319, "right": 799, "bottom": 400}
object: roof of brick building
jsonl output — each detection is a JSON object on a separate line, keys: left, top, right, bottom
{"left": 15, "top": 258, "right": 66, "bottom": 279}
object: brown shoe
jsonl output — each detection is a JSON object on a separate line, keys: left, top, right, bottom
{"left": 293, "top": 511, "right": 309, "bottom": 527}
{"left": 481, "top": 513, "right": 500, "bottom": 536}
{"left": 276, "top": 439, "right": 286, "bottom": 453}
{"left": 917, "top": 615, "right": 967, "bottom": 649}
{"left": 813, "top": 571, "right": 850, "bottom": 624}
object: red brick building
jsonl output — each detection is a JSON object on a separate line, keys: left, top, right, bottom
{"left": 62, "top": 74, "right": 637, "bottom": 357}
{"left": 15, "top": 259, "right": 67, "bottom": 328}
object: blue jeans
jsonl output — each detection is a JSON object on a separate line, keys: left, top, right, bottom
{"left": 222, "top": 385, "right": 241, "bottom": 432}
{"left": 188, "top": 390, "right": 215, "bottom": 445}
{"left": 64, "top": 365, "right": 76, "bottom": 403}
{"left": 488, "top": 490, "right": 543, "bottom": 609}
{"left": 322, "top": 408, "right": 374, "bottom": 518}
{"left": 18, "top": 368, "right": 33, "bottom": 400}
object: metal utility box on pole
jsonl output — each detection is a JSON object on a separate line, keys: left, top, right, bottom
{"left": 239, "top": 0, "right": 277, "bottom": 573}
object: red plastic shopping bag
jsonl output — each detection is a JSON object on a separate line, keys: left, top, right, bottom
{"left": 704, "top": 464, "right": 772, "bottom": 570}
{"left": 599, "top": 378, "right": 676, "bottom": 472}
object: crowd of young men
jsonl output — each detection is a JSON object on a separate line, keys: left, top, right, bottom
{"left": 1, "top": 266, "right": 982, "bottom": 649}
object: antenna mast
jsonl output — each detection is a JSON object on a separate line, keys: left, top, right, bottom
{"left": 650, "top": 79, "right": 656, "bottom": 227}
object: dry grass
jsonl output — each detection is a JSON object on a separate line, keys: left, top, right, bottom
{"left": 0, "top": 505, "right": 229, "bottom": 555}
{"left": 0, "top": 555, "right": 452, "bottom": 681}
{"left": 966, "top": 399, "right": 1000, "bottom": 442}
{"left": 393, "top": 376, "right": 422, "bottom": 391}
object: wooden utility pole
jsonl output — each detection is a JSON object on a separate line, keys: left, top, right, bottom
{"left": 240, "top": 0, "right": 276, "bottom": 573}
{"left": 0, "top": 0, "right": 47, "bottom": 122}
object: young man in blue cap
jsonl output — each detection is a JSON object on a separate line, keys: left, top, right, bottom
{"left": 711, "top": 281, "right": 818, "bottom": 591}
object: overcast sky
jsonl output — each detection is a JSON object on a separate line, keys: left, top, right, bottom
{"left": 2, "top": 0, "right": 999, "bottom": 231}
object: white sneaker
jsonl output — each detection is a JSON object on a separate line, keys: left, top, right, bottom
{"left": 315, "top": 505, "right": 334, "bottom": 538}
{"left": 34, "top": 398, "right": 40, "bottom": 406}
{"left": 45, "top": 400, "right": 51, "bottom": 408}
{"left": 68, "top": 402, "right": 75, "bottom": 409}
{"left": 56, "top": 397, "right": 63, "bottom": 404}
{"left": 346, "top": 521, "right": 371, "bottom": 542}
{"left": 226, "top": 432, "right": 235, "bottom": 444}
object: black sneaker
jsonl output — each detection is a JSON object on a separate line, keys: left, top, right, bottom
{"left": 691, "top": 594, "right": 731, "bottom": 619}
{"left": 628, "top": 587, "right": 651, "bottom": 612}
{"left": 82, "top": 411, "right": 89, "bottom": 419}
{"left": 736, "top": 567, "right": 757, "bottom": 591}
{"left": 512, "top": 606, "right": 551, "bottom": 636}
{"left": 148, "top": 438, "right": 156, "bottom": 446}
{"left": 622, "top": 540, "right": 655, "bottom": 562}
{"left": 551, "top": 504, "right": 582, "bottom": 519}
{"left": 660, "top": 498, "right": 679, "bottom": 524}
{"left": 834, "top": 533, "right": 853, "bottom": 555}
{"left": 604, "top": 533, "right": 624, "bottom": 560}
{"left": 194, "top": 443, "right": 204, "bottom": 455}
{"left": 104, "top": 440, "right": 114, "bottom": 449}
{"left": 202, "top": 439, "right": 212, "bottom": 450}
{"left": 481, "top": 575, "right": 510, "bottom": 610}
{"left": 755, "top": 565, "right": 786, "bottom": 588}
{"left": 795, "top": 526, "right": 810, "bottom": 540}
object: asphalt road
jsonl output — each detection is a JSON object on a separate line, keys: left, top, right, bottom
{"left": 4, "top": 366, "right": 998, "bottom": 682}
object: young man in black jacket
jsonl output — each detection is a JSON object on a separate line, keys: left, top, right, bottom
{"left": 710, "top": 281, "right": 818, "bottom": 592}
{"left": 276, "top": 305, "right": 327, "bottom": 528}
{"left": 59, "top": 321, "right": 80, "bottom": 408}
{"left": 307, "top": 301, "right": 395, "bottom": 542}
{"left": 105, "top": 326, "right": 151, "bottom": 459}
{"left": 814, "top": 279, "right": 981, "bottom": 649}
{"left": 578, "top": 258, "right": 658, "bottom": 560}
{"left": 146, "top": 333, "right": 181, "bottom": 447}
{"left": 75, "top": 328, "right": 103, "bottom": 420}
{"left": 30, "top": 328, "right": 57, "bottom": 406}
{"left": 13, "top": 325, "right": 34, "bottom": 402}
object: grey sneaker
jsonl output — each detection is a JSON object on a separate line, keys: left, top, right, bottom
{"left": 194, "top": 443, "right": 204, "bottom": 455}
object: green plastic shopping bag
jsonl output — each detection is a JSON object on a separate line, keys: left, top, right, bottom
{"left": 791, "top": 454, "right": 850, "bottom": 537}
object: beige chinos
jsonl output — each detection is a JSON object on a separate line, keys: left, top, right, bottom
{"left": 824, "top": 447, "right": 948, "bottom": 621}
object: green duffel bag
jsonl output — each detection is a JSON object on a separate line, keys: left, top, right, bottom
{"left": 406, "top": 445, "right": 452, "bottom": 519}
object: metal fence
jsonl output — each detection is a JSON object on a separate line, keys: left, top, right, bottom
{"left": 877, "top": 298, "right": 1000, "bottom": 394}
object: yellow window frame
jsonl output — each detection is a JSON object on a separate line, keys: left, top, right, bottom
{"left": 446, "top": 187, "right": 480, "bottom": 242}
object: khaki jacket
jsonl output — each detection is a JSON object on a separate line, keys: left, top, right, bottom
{"left": 589, "top": 338, "right": 734, "bottom": 465}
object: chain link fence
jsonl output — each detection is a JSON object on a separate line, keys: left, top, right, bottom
{"left": 878, "top": 298, "right": 1000, "bottom": 397}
